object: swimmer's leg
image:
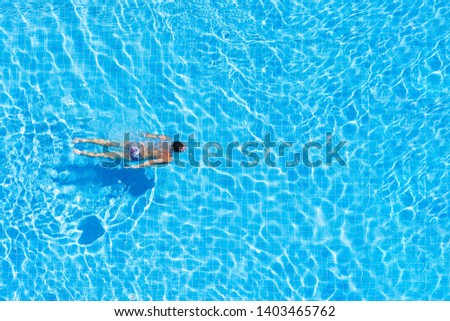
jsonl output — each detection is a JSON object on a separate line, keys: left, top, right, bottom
{"left": 72, "top": 138, "right": 121, "bottom": 147}
{"left": 73, "top": 148, "right": 124, "bottom": 159}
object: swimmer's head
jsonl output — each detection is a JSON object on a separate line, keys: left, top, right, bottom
{"left": 172, "top": 141, "right": 186, "bottom": 153}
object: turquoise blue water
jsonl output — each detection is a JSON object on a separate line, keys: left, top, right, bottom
{"left": 1, "top": 1, "right": 449, "bottom": 300}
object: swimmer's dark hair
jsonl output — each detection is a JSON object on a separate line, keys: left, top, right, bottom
{"left": 172, "top": 141, "right": 185, "bottom": 152}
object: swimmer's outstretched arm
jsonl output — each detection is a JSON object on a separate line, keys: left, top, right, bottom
{"left": 143, "top": 133, "right": 171, "bottom": 140}
{"left": 128, "top": 159, "right": 168, "bottom": 168}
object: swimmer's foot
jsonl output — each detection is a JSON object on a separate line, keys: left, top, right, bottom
{"left": 73, "top": 148, "right": 82, "bottom": 155}
{"left": 72, "top": 138, "right": 86, "bottom": 144}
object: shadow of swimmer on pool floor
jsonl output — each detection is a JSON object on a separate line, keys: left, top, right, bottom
{"left": 72, "top": 132, "right": 186, "bottom": 168}
{"left": 54, "top": 164, "right": 155, "bottom": 197}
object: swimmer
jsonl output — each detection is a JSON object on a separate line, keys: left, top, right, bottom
{"left": 72, "top": 133, "right": 186, "bottom": 168}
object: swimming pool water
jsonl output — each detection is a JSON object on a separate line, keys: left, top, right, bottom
{"left": 1, "top": 0, "right": 449, "bottom": 300}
